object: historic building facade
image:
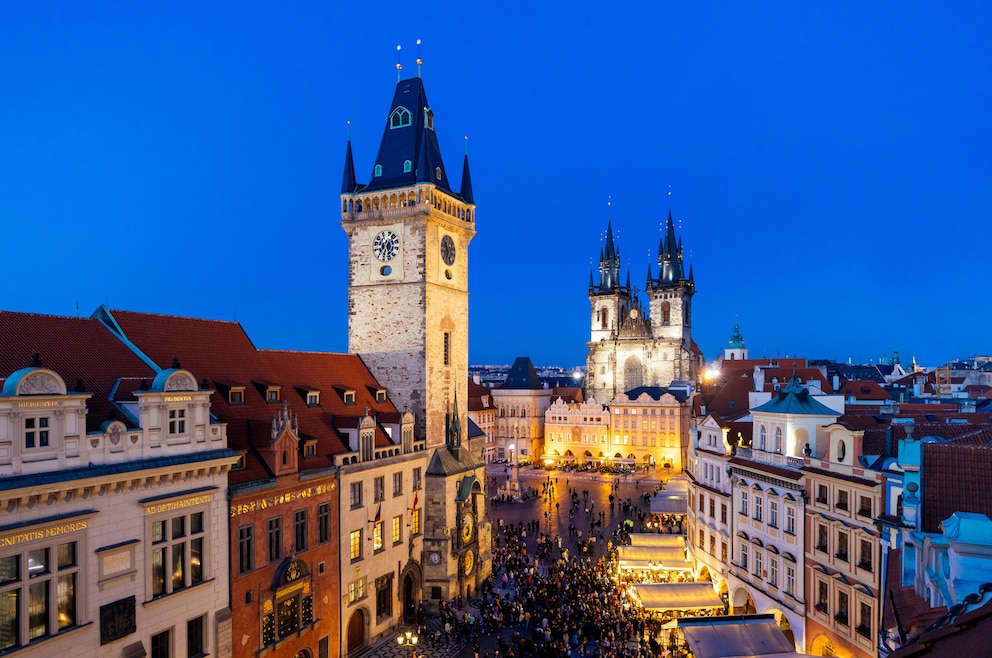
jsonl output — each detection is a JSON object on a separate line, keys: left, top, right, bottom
{"left": 492, "top": 357, "right": 553, "bottom": 465}
{"left": 0, "top": 313, "right": 239, "bottom": 658}
{"left": 341, "top": 74, "right": 491, "bottom": 605}
{"left": 585, "top": 214, "right": 704, "bottom": 403}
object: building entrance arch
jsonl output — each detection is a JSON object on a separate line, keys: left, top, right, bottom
{"left": 346, "top": 608, "right": 368, "bottom": 655}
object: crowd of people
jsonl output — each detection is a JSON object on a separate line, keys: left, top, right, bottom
{"left": 426, "top": 477, "right": 708, "bottom": 658}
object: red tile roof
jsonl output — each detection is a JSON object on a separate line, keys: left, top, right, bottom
{"left": 883, "top": 548, "right": 949, "bottom": 640}
{"left": 921, "top": 443, "right": 992, "bottom": 534}
{"left": 0, "top": 311, "right": 157, "bottom": 432}
{"left": 838, "top": 379, "right": 892, "bottom": 401}
{"left": 105, "top": 310, "right": 399, "bottom": 485}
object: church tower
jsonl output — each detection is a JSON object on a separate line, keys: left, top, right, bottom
{"left": 585, "top": 205, "right": 702, "bottom": 404}
{"left": 341, "top": 75, "right": 474, "bottom": 449}
{"left": 340, "top": 72, "right": 489, "bottom": 606}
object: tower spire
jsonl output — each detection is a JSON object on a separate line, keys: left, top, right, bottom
{"left": 341, "top": 131, "right": 357, "bottom": 194}
{"left": 416, "top": 39, "right": 423, "bottom": 77}
{"left": 396, "top": 45, "right": 402, "bottom": 82}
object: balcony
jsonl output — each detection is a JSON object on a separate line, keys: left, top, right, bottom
{"left": 735, "top": 447, "right": 804, "bottom": 469}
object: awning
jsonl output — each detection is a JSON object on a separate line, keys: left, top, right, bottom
{"left": 629, "top": 583, "right": 724, "bottom": 611}
{"left": 678, "top": 614, "right": 809, "bottom": 658}
{"left": 541, "top": 454, "right": 575, "bottom": 461}
{"left": 612, "top": 458, "right": 636, "bottom": 464}
{"left": 650, "top": 495, "right": 687, "bottom": 514}
{"left": 629, "top": 534, "right": 687, "bottom": 548}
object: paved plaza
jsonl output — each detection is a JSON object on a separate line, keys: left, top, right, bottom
{"left": 355, "top": 464, "right": 680, "bottom": 658}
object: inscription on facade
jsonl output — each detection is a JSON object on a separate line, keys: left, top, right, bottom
{"left": 230, "top": 483, "right": 334, "bottom": 517}
{"left": 0, "top": 521, "right": 87, "bottom": 547}
{"left": 144, "top": 494, "right": 211, "bottom": 515}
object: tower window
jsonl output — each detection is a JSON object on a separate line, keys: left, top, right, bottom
{"left": 424, "top": 108, "right": 434, "bottom": 130}
{"left": 374, "top": 164, "right": 383, "bottom": 177}
{"left": 435, "top": 167, "right": 442, "bottom": 180}
{"left": 443, "top": 332, "right": 451, "bottom": 366}
{"left": 403, "top": 160, "right": 412, "bottom": 173}
{"left": 389, "top": 107, "right": 412, "bottom": 129}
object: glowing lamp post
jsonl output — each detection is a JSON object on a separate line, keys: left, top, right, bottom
{"left": 397, "top": 629, "right": 419, "bottom": 655}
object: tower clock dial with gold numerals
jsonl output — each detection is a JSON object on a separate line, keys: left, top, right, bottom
{"left": 372, "top": 230, "right": 400, "bottom": 262}
{"left": 461, "top": 512, "right": 474, "bottom": 543}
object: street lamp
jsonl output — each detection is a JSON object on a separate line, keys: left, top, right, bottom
{"left": 397, "top": 629, "right": 419, "bottom": 654}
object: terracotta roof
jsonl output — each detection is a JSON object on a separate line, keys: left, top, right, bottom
{"left": 883, "top": 547, "right": 949, "bottom": 639}
{"left": 839, "top": 379, "right": 892, "bottom": 401}
{"left": 551, "top": 386, "right": 583, "bottom": 404}
{"left": 921, "top": 443, "right": 992, "bottom": 534}
{"left": 889, "top": 586, "right": 992, "bottom": 657}
{"left": 0, "top": 311, "right": 158, "bottom": 431}
{"left": 800, "top": 465, "right": 879, "bottom": 486}
{"left": 727, "top": 456, "right": 802, "bottom": 480}
{"left": 103, "top": 309, "right": 399, "bottom": 485}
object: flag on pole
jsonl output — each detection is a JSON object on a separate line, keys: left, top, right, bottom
{"left": 412, "top": 492, "right": 418, "bottom": 512}
{"left": 373, "top": 502, "right": 381, "bottom": 524}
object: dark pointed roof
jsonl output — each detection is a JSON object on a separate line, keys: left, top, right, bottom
{"left": 358, "top": 77, "right": 460, "bottom": 199}
{"left": 341, "top": 139, "right": 357, "bottom": 194}
{"left": 597, "top": 220, "right": 622, "bottom": 292}
{"left": 500, "top": 356, "right": 543, "bottom": 390}
{"left": 657, "top": 209, "right": 684, "bottom": 284}
{"left": 459, "top": 154, "right": 474, "bottom": 205}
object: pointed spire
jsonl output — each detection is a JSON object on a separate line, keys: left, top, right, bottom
{"left": 460, "top": 151, "right": 474, "bottom": 205}
{"left": 688, "top": 264, "right": 694, "bottom": 283}
{"left": 589, "top": 270, "right": 595, "bottom": 291}
{"left": 645, "top": 263, "right": 653, "bottom": 289}
{"left": 341, "top": 135, "right": 357, "bottom": 194}
{"left": 625, "top": 271, "right": 631, "bottom": 291}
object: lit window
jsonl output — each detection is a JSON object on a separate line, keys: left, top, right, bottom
{"left": 348, "top": 577, "right": 366, "bottom": 603}
{"left": 349, "top": 530, "right": 362, "bottom": 561}
{"left": 392, "top": 516, "right": 402, "bottom": 544}
{"left": 151, "top": 511, "right": 205, "bottom": 597}
{"left": 0, "top": 537, "right": 81, "bottom": 650}
{"left": 410, "top": 509, "right": 421, "bottom": 535}
{"left": 372, "top": 521, "right": 384, "bottom": 552}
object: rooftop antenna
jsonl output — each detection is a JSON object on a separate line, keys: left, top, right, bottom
{"left": 416, "top": 39, "right": 423, "bottom": 77}
{"left": 396, "top": 45, "right": 402, "bottom": 82}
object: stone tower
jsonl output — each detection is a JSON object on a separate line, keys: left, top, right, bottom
{"left": 585, "top": 209, "right": 702, "bottom": 403}
{"left": 340, "top": 73, "right": 490, "bottom": 604}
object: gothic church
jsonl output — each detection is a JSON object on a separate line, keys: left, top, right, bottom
{"left": 585, "top": 213, "right": 705, "bottom": 403}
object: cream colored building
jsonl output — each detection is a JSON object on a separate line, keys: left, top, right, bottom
{"left": 606, "top": 387, "right": 692, "bottom": 471}
{"left": 491, "top": 357, "right": 553, "bottom": 464}
{"left": 0, "top": 326, "right": 238, "bottom": 658}
{"left": 543, "top": 398, "right": 610, "bottom": 466}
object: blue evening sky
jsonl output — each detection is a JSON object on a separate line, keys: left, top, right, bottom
{"left": 1, "top": 3, "right": 989, "bottom": 369}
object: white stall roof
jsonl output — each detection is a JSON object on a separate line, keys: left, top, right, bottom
{"left": 629, "top": 583, "right": 724, "bottom": 611}
{"left": 677, "top": 614, "right": 814, "bottom": 658}
{"left": 650, "top": 494, "right": 687, "bottom": 514}
{"left": 628, "top": 534, "right": 687, "bottom": 548}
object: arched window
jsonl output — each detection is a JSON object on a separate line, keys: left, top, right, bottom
{"left": 774, "top": 427, "right": 782, "bottom": 453}
{"left": 374, "top": 164, "right": 383, "bottom": 177}
{"left": 662, "top": 302, "right": 671, "bottom": 324}
{"left": 624, "top": 356, "right": 643, "bottom": 390}
{"left": 759, "top": 426, "right": 766, "bottom": 451}
{"left": 389, "top": 107, "right": 412, "bottom": 129}
{"left": 435, "top": 166, "right": 442, "bottom": 180}
{"left": 403, "top": 160, "right": 412, "bottom": 173}
{"left": 601, "top": 308, "right": 609, "bottom": 330}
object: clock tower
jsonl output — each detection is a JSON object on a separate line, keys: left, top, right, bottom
{"left": 340, "top": 73, "right": 490, "bottom": 605}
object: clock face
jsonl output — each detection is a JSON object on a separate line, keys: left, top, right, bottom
{"left": 461, "top": 513, "right": 474, "bottom": 543}
{"left": 372, "top": 230, "right": 400, "bottom": 262}
{"left": 441, "top": 234, "right": 456, "bottom": 266}
{"left": 463, "top": 549, "right": 474, "bottom": 575}
{"left": 429, "top": 552, "right": 441, "bottom": 565}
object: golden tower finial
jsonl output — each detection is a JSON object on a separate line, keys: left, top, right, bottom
{"left": 416, "top": 39, "right": 423, "bottom": 78}
{"left": 396, "top": 45, "right": 402, "bottom": 82}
